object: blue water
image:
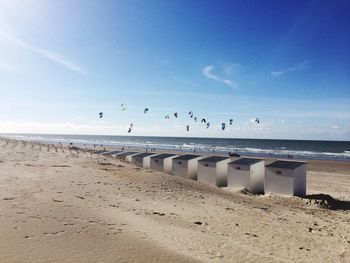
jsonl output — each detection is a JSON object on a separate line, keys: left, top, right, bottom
{"left": 1, "top": 133, "right": 349, "bottom": 162}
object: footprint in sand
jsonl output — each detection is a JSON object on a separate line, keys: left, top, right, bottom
{"left": 3, "top": 197, "right": 16, "bottom": 201}
{"left": 43, "top": 231, "right": 65, "bottom": 236}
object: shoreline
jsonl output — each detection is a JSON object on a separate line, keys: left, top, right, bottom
{"left": 2, "top": 137, "right": 350, "bottom": 175}
{"left": 1, "top": 134, "right": 349, "bottom": 163}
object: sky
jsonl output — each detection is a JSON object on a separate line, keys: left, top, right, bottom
{"left": 0, "top": 0, "right": 349, "bottom": 140}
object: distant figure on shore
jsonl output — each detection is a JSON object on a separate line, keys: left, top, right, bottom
{"left": 121, "top": 147, "right": 124, "bottom": 151}
{"left": 229, "top": 152, "right": 240, "bottom": 157}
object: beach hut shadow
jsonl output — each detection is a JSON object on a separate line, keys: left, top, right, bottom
{"left": 306, "top": 194, "right": 350, "bottom": 211}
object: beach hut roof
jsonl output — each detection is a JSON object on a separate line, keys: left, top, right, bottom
{"left": 199, "top": 156, "right": 229, "bottom": 163}
{"left": 103, "top": 151, "right": 121, "bottom": 156}
{"left": 173, "top": 154, "right": 201, "bottom": 161}
{"left": 151, "top": 153, "right": 177, "bottom": 159}
{"left": 265, "top": 160, "right": 306, "bottom": 169}
{"left": 229, "top": 158, "right": 264, "bottom": 166}
{"left": 132, "top": 152, "right": 158, "bottom": 158}
{"left": 116, "top": 151, "right": 139, "bottom": 157}
{"left": 94, "top": 150, "right": 109, "bottom": 154}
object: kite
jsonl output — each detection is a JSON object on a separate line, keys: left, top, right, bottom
{"left": 144, "top": 108, "right": 149, "bottom": 114}
{"left": 165, "top": 114, "right": 170, "bottom": 119}
{"left": 201, "top": 118, "right": 206, "bottom": 123}
{"left": 128, "top": 123, "right": 133, "bottom": 133}
{"left": 99, "top": 112, "right": 103, "bottom": 118}
{"left": 188, "top": 111, "right": 194, "bottom": 118}
{"left": 221, "top": 123, "right": 226, "bottom": 131}
{"left": 121, "top": 103, "right": 127, "bottom": 111}
{"left": 229, "top": 119, "right": 233, "bottom": 125}
{"left": 174, "top": 112, "right": 178, "bottom": 118}
{"left": 186, "top": 125, "right": 190, "bottom": 131}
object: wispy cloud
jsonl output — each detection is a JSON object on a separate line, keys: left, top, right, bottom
{"left": 271, "top": 60, "right": 309, "bottom": 77}
{"left": 0, "top": 32, "right": 86, "bottom": 75}
{"left": 202, "top": 65, "right": 236, "bottom": 89}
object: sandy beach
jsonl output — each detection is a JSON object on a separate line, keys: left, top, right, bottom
{"left": 0, "top": 139, "right": 349, "bottom": 263}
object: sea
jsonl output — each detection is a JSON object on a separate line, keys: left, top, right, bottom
{"left": 1, "top": 133, "right": 349, "bottom": 162}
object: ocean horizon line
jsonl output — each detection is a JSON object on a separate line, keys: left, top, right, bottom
{"left": 1, "top": 132, "right": 349, "bottom": 143}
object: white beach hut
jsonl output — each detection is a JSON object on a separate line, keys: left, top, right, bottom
{"left": 94, "top": 150, "right": 109, "bottom": 155}
{"left": 130, "top": 153, "right": 159, "bottom": 169}
{"left": 227, "top": 158, "right": 265, "bottom": 194}
{"left": 197, "top": 156, "right": 231, "bottom": 187}
{"left": 113, "top": 151, "right": 139, "bottom": 161}
{"left": 102, "top": 150, "right": 121, "bottom": 156}
{"left": 150, "top": 153, "right": 178, "bottom": 173}
{"left": 265, "top": 160, "right": 307, "bottom": 197}
{"left": 171, "top": 154, "right": 203, "bottom": 180}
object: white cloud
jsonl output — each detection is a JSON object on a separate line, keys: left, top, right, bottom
{"left": 271, "top": 60, "right": 308, "bottom": 77}
{"left": 202, "top": 65, "right": 236, "bottom": 89}
{"left": 0, "top": 32, "right": 86, "bottom": 75}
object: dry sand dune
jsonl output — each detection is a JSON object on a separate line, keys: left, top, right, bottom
{"left": 0, "top": 139, "right": 349, "bottom": 262}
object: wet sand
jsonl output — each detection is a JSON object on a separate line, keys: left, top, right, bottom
{"left": 0, "top": 139, "right": 349, "bottom": 262}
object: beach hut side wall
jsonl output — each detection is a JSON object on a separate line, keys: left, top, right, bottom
{"left": 150, "top": 158, "right": 164, "bottom": 172}
{"left": 172, "top": 160, "right": 188, "bottom": 177}
{"left": 133, "top": 156, "right": 143, "bottom": 167}
{"left": 293, "top": 164, "right": 307, "bottom": 197}
{"left": 126, "top": 155, "right": 134, "bottom": 162}
{"left": 198, "top": 162, "right": 217, "bottom": 185}
{"left": 265, "top": 167, "right": 294, "bottom": 196}
{"left": 216, "top": 160, "right": 229, "bottom": 187}
{"left": 143, "top": 156, "right": 154, "bottom": 169}
{"left": 188, "top": 159, "right": 199, "bottom": 180}
{"left": 250, "top": 162, "right": 265, "bottom": 194}
{"left": 163, "top": 158, "right": 173, "bottom": 173}
{"left": 227, "top": 164, "right": 250, "bottom": 190}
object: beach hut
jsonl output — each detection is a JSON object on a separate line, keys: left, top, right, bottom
{"left": 130, "top": 153, "right": 159, "bottom": 168}
{"left": 197, "top": 156, "right": 231, "bottom": 187}
{"left": 150, "top": 153, "right": 178, "bottom": 173}
{"left": 94, "top": 150, "right": 109, "bottom": 155}
{"left": 227, "top": 158, "right": 265, "bottom": 194}
{"left": 102, "top": 150, "right": 121, "bottom": 156}
{"left": 113, "top": 151, "right": 139, "bottom": 161}
{"left": 171, "top": 154, "right": 202, "bottom": 180}
{"left": 265, "top": 160, "right": 307, "bottom": 197}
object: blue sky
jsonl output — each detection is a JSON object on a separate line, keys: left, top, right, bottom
{"left": 0, "top": 0, "right": 349, "bottom": 140}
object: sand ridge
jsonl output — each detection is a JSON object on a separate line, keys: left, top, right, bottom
{"left": 0, "top": 139, "right": 349, "bottom": 262}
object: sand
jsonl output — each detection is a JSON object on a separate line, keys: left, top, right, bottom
{"left": 0, "top": 139, "right": 349, "bottom": 263}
